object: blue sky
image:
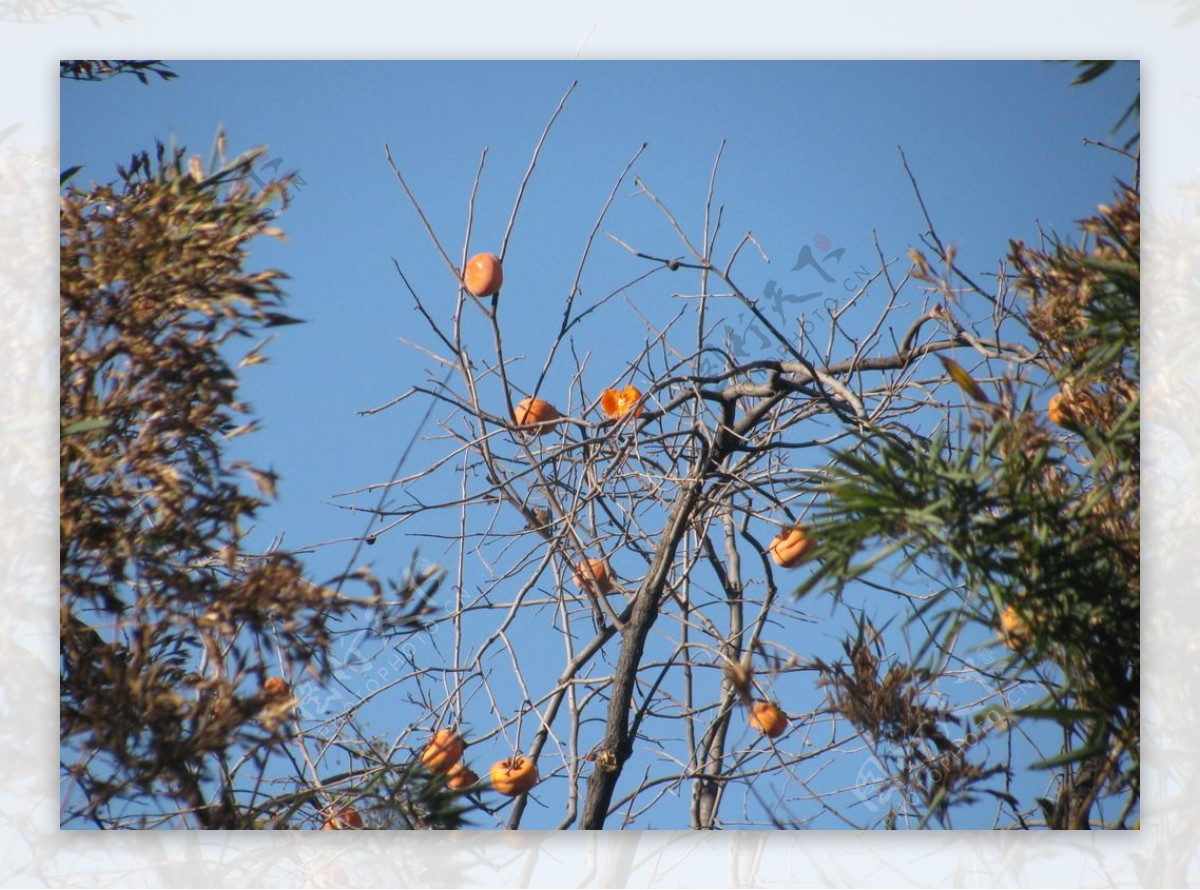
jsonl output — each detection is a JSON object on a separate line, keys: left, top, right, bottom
{"left": 61, "top": 60, "right": 1139, "bottom": 830}
{"left": 61, "top": 60, "right": 1136, "bottom": 555}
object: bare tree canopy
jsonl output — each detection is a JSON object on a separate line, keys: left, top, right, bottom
{"left": 60, "top": 61, "right": 1138, "bottom": 831}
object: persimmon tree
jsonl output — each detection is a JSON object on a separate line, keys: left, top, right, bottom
{"left": 338, "top": 72, "right": 1136, "bottom": 830}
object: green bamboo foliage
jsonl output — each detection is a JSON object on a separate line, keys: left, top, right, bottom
{"left": 797, "top": 183, "right": 1139, "bottom": 828}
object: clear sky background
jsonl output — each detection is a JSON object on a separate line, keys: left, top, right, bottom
{"left": 59, "top": 60, "right": 1141, "bottom": 834}
{"left": 62, "top": 60, "right": 1138, "bottom": 567}
{"left": 3, "top": 0, "right": 1192, "bottom": 880}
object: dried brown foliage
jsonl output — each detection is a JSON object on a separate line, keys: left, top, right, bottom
{"left": 818, "top": 635, "right": 953, "bottom": 749}
{"left": 815, "top": 630, "right": 1007, "bottom": 823}
{"left": 1015, "top": 182, "right": 1140, "bottom": 438}
{"left": 59, "top": 144, "right": 354, "bottom": 827}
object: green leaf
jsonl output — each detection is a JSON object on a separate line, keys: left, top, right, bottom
{"left": 1070, "top": 61, "right": 1116, "bottom": 86}
{"left": 62, "top": 417, "right": 112, "bottom": 436}
{"left": 938, "top": 356, "right": 991, "bottom": 404}
{"left": 1015, "top": 706, "right": 1097, "bottom": 724}
{"left": 1029, "top": 738, "right": 1107, "bottom": 770}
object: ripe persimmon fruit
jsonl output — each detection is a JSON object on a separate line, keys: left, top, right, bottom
{"left": 446, "top": 762, "right": 479, "bottom": 792}
{"left": 768, "top": 526, "right": 815, "bottom": 568}
{"left": 321, "top": 806, "right": 364, "bottom": 830}
{"left": 464, "top": 252, "right": 503, "bottom": 297}
{"left": 573, "top": 557, "right": 614, "bottom": 595}
{"left": 749, "top": 701, "right": 789, "bottom": 739}
{"left": 420, "top": 728, "right": 465, "bottom": 773}
{"left": 490, "top": 755, "right": 539, "bottom": 796}
{"left": 513, "top": 397, "right": 562, "bottom": 436}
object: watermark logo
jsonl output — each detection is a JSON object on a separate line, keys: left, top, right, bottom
{"left": 705, "top": 234, "right": 875, "bottom": 373}
{"left": 247, "top": 155, "right": 307, "bottom": 197}
{"left": 777, "top": 232, "right": 875, "bottom": 318}
{"left": 295, "top": 626, "right": 423, "bottom": 718}
{"left": 246, "top": 155, "right": 304, "bottom": 193}
{"left": 853, "top": 754, "right": 897, "bottom": 814}
{"left": 292, "top": 557, "right": 440, "bottom": 718}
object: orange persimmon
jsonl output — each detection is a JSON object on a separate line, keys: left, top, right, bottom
{"left": 463, "top": 252, "right": 503, "bottom": 297}
{"left": 768, "top": 526, "right": 815, "bottom": 568}
{"left": 573, "top": 557, "right": 614, "bottom": 595}
{"left": 513, "top": 396, "right": 562, "bottom": 436}
{"left": 1048, "top": 387, "right": 1100, "bottom": 429}
{"left": 600, "top": 385, "right": 644, "bottom": 419}
{"left": 1047, "top": 392, "right": 1070, "bottom": 427}
{"left": 490, "top": 755, "right": 539, "bottom": 796}
{"left": 321, "top": 806, "right": 364, "bottom": 830}
{"left": 420, "top": 728, "right": 465, "bottom": 774}
{"left": 998, "top": 604, "right": 1031, "bottom": 650}
{"left": 446, "top": 762, "right": 479, "bottom": 792}
{"left": 749, "top": 701, "right": 789, "bottom": 739}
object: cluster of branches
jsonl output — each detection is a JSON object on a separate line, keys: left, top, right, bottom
{"left": 352, "top": 76, "right": 1139, "bottom": 829}
{"left": 59, "top": 62, "right": 1138, "bottom": 831}
{"left": 802, "top": 180, "right": 1139, "bottom": 828}
{"left": 58, "top": 109, "right": 462, "bottom": 828}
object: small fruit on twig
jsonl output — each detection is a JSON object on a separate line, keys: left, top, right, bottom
{"left": 600, "top": 385, "right": 644, "bottom": 420}
{"left": 513, "top": 396, "right": 562, "bottom": 436}
{"left": 573, "top": 557, "right": 614, "bottom": 595}
{"left": 998, "top": 604, "right": 1032, "bottom": 650}
{"left": 1048, "top": 392, "right": 1071, "bottom": 426}
{"left": 321, "top": 806, "right": 364, "bottom": 830}
{"left": 768, "top": 525, "right": 815, "bottom": 568}
{"left": 446, "top": 762, "right": 479, "bottom": 791}
{"left": 490, "top": 755, "right": 539, "bottom": 796}
{"left": 420, "top": 727, "right": 465, "bottom": 773}
{"left": 464, "top": 252, "right": 503, "bottom": 297}
{"left": 749, "top": 701, "right": 789, "bottom": 739}
{"left": 1048, "top": 387, "right": 1099, "bottom": 429}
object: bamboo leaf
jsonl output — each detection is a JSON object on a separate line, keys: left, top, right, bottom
{"left": 938, "top": 356, "right": 991, "bottom": 404}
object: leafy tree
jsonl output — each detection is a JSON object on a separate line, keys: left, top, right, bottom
{"left": 801, "top": 181, "right": 1139, "bottom": 828}
{"left": 796, "top": 62, "right": 1139, "bottom": 828}
{"left": 59, "top": 71, "right": 458, "bottom": 829}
